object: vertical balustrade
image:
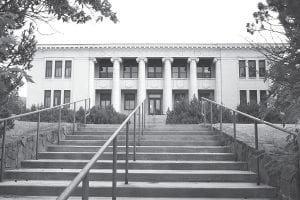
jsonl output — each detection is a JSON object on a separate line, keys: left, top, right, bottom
{"left": 73, "top": 102, "right": 76, "bottom": 134}
{"left": 84, "top": 99, "right": 87, "bottom": 125}
{"left": 112, "top": 137, "right": 118, "bottom": 200}
{"left": 0, "top": 120, "right": 7, "bottom": 182}
{"left": 220, "top": 105, "right": 223, "bottom": 133}
{"left": 82, "top": 172, "right": 89, "bottom": 200}
{"left": 36, "top": 112, "right": 40, "bottom": 160}
{"left": 254, "top": 121, "right": 260, "bottom": 185}
{"left": 233, "top": 111, "right": 237, "bottom": 161}
{"left": 58, "top": 107, "right": 62, "bottom": 144}
{"left": 133, "top": 112, "right": 136, "bottom": 161}
{"left": 210, "top": 102, "right": 213, "bottom": 130}
{"left": 203, "top": 102, "right": 207, "bottom": 126}
{"left": 125, "top": 122, "right": 129, "bottom": 184}
{"left": 144, "top": 102, "right": 146, "bottom": 129}
{"left": 141, "top": 103, "right": 144, "bottom": 135}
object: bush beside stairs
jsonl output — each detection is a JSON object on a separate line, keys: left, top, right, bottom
{"left": 0, "top": 123, "right": 277, "bottom": 199}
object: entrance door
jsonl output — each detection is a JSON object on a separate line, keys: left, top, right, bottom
{"left": 148, "top": 94, "right": 162, "bottom": 115}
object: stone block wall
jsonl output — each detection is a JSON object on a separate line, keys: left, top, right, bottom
{"left": 1, "top": 124, "right": 73, "bottom": 170}
{"left": 215, "top": 127, "right": 299, "bottom": 200}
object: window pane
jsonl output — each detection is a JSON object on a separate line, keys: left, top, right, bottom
{"left": 148, "top": 67, "right": 154, "bottom": 72}
{"left": 240, "top": 90, "right": 247, "bottom": 105}
{"left": 156, "top": 67, "right": 162, "bottom": 72}
{"left": 45, "top": 61, "right": 52, "bottom": 78}
{"left": 248, "top": 60, "right": 256, "bottom": 78}
{"left": 55, "top": 61, "right": 62, "bottom": 77}
{"left": 259, "top": 60, "right": 266, "bottom": 77}
{"left": 239, "top": 60, "right": 246, "bottom": 77}
{"left": 250, "top": 90, "right": 257, "bottom": 104}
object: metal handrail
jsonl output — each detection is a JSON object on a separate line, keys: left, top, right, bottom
{"left": 201, "top": 97, "right": 296, "bottom": 136}
{"left": 57, "top": 98, "right": 147, "bottom": 200}
{"left": 0, "top": 98, "right": 91, "bottom": 182}
{"left": 201, "top": 97, "right": 298, "bottom": 186}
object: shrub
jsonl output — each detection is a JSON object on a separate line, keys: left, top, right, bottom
{"left": 86, "top": 106, "right": 127, "bottom": 124}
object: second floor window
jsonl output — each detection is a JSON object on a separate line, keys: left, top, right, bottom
{"left": 53, "top": 90, "right": 61, "bottom": 106}
{"left": 45, "top": 61, "right": 52, "bottom": 78}
{"left": 259, "top": 60, "right": 266, "bottom": 78}
{"left": 239, "top": 60, "right": 246, "bottom": 78}
{"left": 124, "top": 66, "right": 138, "bottom": 78}
{"left": 55, "top": 61, "right": 62, "bottom": 78}
{"left": 172, "top": 66, "right": 187, "bottom": 78}
{"left": 65, "top": 60, "right": 72, "bottom": 78}
{"left": 44, "top": 90, "right": 51, "bottom": 108}
{"left": 248, "top": 60, "right": 256, "bottom": 78}
{"left": 197, "top": 59, "right": 213, "bottom": 78}
{"left": 148, "top": 66, "right": 162, "bottom": 78}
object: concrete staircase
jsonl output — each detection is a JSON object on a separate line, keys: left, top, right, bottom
{"left": 0, "top": 124, "right": 277, "bottom": 199}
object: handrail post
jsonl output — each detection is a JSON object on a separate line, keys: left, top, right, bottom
{"left": 254, "top": 121, "right": 260, "bottom": 185}
{"left": 141, "top": 102, "right": 144, "bottom": 136}
{"left": 144, "top": 101, "right": 146, "bottom": 129}
{"left": 133, "top": 112, "right": 136, "bottom": 161}
{"left": 89, "top": 98, "right": 91, "bottom": 111}
{"left": 210, "top": 102, "right": 213, "bottom": 130}
{"left": 73, "top": 102, "right": 76, "bottom": 134}
{"left": 82, "top": 172, "right": 89, "bottom": 200}
{"left": 203, "top": 101, "right": 207, "bottom": 126}
{"left": 84, "top": 99, "right": 87, "bottom": 125}
{"left": 220, "top": 105, "right": 223, "bottom": 133}
{"left": 125, "top": 122, "right": 129, "bottom": 184}
{"left": 36, "top": 112, "right": 40, "bottom": 160}
{"left": 58, "top": 107, "right": 61, "bottom": 144}
{"left": 112, "top": 137, "right": 118, "bottom": 200}
{"left": 0, "top": 120, "right": 7, "bottom": 182}
{"left": 233, "top": 111, "right": 237, "bottom": 161}
{"left": 138, "top": 107, "right": 141, "bottom": 144}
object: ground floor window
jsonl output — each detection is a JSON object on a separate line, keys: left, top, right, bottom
{"left": 124, "top": 93, "right": 135, "bottom": 110}
{"left": 44, "top": 90, "right": 51, "bottom": 108}
{"left": 53, "top": 90, "right": 61, "bottom": 106}
{"left": 240, "top": 90, "right": 247, "bottom": 105}
{"left": 260, "top": 90, "right": 268, "bottom": 104}
{"left": 64, "top": 90, "right": 71, "bottom": 108}
{"left": 100, "top": 93, "right": 111, "bottom": 108}
{"left": 198, "top": 90, "right": 214, "bottom": 100}
{"left": 174, "top": 92, "right": 187, "bottom": 104}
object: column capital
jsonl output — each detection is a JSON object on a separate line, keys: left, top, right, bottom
{"left": 136, "top": 57, "right": 148, "bottom": 63}
{"left": 188, "top": 57, "right": 199, "bottom": 63}
{"left": 110, "top": 57, "right": 122, "bottom": 63}
{"left": 89, "top": 58, "right": 97, "bottom": 63}
{"left": 162, "top": 57, "right": 174, "bottom": 63}
{"left": 213, "top": 57, "right": 219, "bottom": 64}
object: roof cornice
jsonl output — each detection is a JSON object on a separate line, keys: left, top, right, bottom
{"left": 36, "top": 43, "right": 278, "bottom": 50}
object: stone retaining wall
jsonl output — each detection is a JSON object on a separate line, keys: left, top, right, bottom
{"left": 1, "top": 124, "right": 73, "bottom": 169}
{"left": 215, "top": 127, "right": 299, "bottom": 200}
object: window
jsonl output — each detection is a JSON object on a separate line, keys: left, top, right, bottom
{"left": 100, "top": 93, "right": 111, "bottom": 108}
{"left": 198, "top": 90, "right": 214, "bottom": 100}
{"left": 172, "top": 59, "right": 187, "bottom": 78}
{"left": 45, "top": 61, "right": 52, "bottom": 78}
{"left": 250, "top": 90, "right": 257, "bottom": 104}
{"left": 124, "top": 93, "right": 135, "bottom": 110}
{"left": 259, "top": 60, "right": 266, "bottom": 78}
{"left": 148, "top": 59, "right": 163, "bottom": 78}
{"left": 64, "top": 90, "right": 71, "bottom": 104}
{"left": 65, "top": 60, "right": 72, "bottom": 78}
{"left": 260, "top": 90, "right": 268, "bottom": 104}
{"left": 97, "top": 59, "right": 113, "bottom": 78}
{"left": 239, "top": 60, "right": 246, "bottom": 78}
{"left": 248, "top": 60, "right": 256, "bottom": 78}
{"left": 53, "top": 90, "right": 61, "bottom": 106}
{"left": 240, "top": 90, "right": 247, "bottom": 105}
{"left": 55, "top": 61, "right": 62, "bottom": 78}
{"left": 44, "top": 90, "right": 51, "bottom": 108}
{"left": 197, "top": 59, "right": 213, "bottom": 78}
{"left": 174, "top": 93, "right": 187, "bottom": 104}
{"left": 124, "top": 66, "right": 138, "bottom": 78}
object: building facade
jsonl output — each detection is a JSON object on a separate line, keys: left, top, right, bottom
{"left": 27, "top": 43, "right": 270, "bottom": 115}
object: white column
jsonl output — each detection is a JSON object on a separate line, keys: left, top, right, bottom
{"left": 89, "top": 58, "right": 96, "bottom": 106}
{"left": 162, "top": 57, "right": 173, "bottom": 113}
{"left": 188, "top": 57, "right": 199, "bottom": 100}
{"left": 111, "top": 57, "right": 122, "bottom": 112}
{"left": 214, "top": 58, "right": 222, "bottom": 104}
{"left": 136, "top": 57, "right": 147, "bottom": 104}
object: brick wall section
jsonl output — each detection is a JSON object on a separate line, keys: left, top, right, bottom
{"left": 215, "top": 127, "right": 299, "bottom": 200}
{"left": 1, "top": 124, "right": 73, "bottom": 169}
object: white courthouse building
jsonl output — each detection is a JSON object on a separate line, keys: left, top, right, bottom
{"left": 27, "top": 43, "right": 270, "bottom": 115}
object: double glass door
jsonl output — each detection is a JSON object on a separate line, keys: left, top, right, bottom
{"left": 148, "top": 94, "right": 162, "bottom": 115}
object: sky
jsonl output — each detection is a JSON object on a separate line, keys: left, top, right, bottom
{"left": 20, "top": 0, "right": 266, "bottom": 97}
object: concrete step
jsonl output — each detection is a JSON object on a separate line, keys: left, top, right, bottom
{"left": 0, "top": 197, "right": 276, "bottom": 200}
{"left": 0, "top": 181, "right": 276, "bottom": 198}
{"left": 5, "top": 169, "right": 257, "bottom": 182}
{"left": 65, "top": 135, "right": 219, "bottom": 141}
{"left": 59, "top": 140, "right": 221, "bottom": 146}
{"left": 21, "top": 160, "right": 247, "bottom": 170}
{"left": 47, "top": 145, "right": 230, "bottom": 153}
{"left": 38, "top": 152, "right": 235, "bottom": 161}
{"left": 74, "top": 130, "right": 216, "bottom": 136}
